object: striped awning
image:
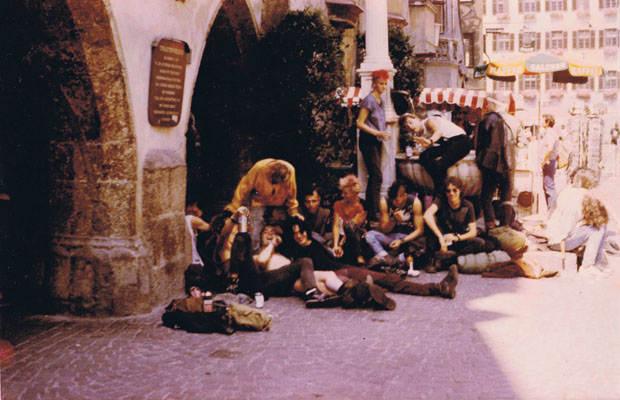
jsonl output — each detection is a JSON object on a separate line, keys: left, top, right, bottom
{"left": 336, "top": 87, "right": 363, "bottom": 108}
{"left": 418, "top": 88, "right": 489, "bottom": 109}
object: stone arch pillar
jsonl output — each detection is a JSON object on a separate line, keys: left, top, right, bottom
{"left": 42, "top": 0, "right": 164, "bottom": 315}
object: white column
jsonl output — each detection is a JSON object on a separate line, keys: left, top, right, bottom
{"left": 357, "top": 0, "right": 397, "bottom": 201}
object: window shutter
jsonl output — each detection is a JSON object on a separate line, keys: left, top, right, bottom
{"left": 510, "top": 34, "right": 515, "bottom": 51}
{"left": 519, "top": 33, "right": 523, "bottom": 47}
{"left": 590, "top": 31, "right": 595, "bottom": 48}
{"left": 617, "top": 30, "right": 620, "bottom": 47}
{"left": 600, "top": 30, "right": 604, "bottom": 47}
{"left": 493, "top": 0, "right": 497, "bottom": 14}
{"left": 599, "top": 75, "right": 603, "bottom": 89}
{"left": 546, "top": 32, "right": 550, "bottom": 49}
{"left": 519, "top": 0, "right": 523, "bottom": 12}
{"left": 599, "top": 0, "right": 603, "bottom": 8}
{"left": 573, "top": 31, "right": 577, "bottom": 48}
{"left": 590, "top": 78, "right": 594, "bottom": 90}
{"left": 572, "top": 0, "right": 577, "bottom": 9}
{"left": 546, "top": 0, "right": 550, "bottom": 10}
{"left": 537, "top": 33, "right": 541, "bottom": 49}
{"left": 563, "top": 31, "right": 568, "bottom": 48}
{"left": 519, "top": 78, "right": 524, "bottom": 91}
{"left": 493, "top": 34, "right": 497, "bottom": 51}
{"left": 563, "top": 0, "right": 567, "bottom": 9}
{"left": 537, "top": 76, "right": 541, "bottom": 90}
{"left": 537, "top": 0, "right": 541, "bottom": 11}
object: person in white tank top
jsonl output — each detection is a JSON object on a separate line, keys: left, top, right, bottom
{"left": 399, "top": 114, "right": 472, "bottom": 192}
{"left": 185, "top": 203, "right": 211, "bottom": 267}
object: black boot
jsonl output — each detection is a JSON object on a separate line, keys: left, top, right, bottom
{"left": 438, "top": 264, "right": 459, "bottom": 299}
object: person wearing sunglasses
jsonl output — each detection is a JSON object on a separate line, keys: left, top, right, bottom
{"left": 423, "top": 177, "right": 495, "bottom": 272}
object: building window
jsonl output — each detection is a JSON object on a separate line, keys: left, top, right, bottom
{"left": 519, "top": 74, "right": 541, "bottom": 90}
{"left": 519, "top": 0, "right": 541, "bottom": 12}
{"left": 520, "top": 32, "right": 541, "bottom": 51}
{"left": 545, "top": 74, "right": 567, "bottom": 90}
{"left": 493, "top": 80, "right": 515, "bottom": 91}
{"left": 493, "top": 0, "right": 508, "bottom": 14}
{"left": 600, "top": 29, "right": 620, "bottom": 47}
{"left": 573, "top": 30, "right": 595, "bottom": 49}
{"left": 600, "top": 0, "right": 618, "bottom": 8}
{"left": 572, "top": 0, "right": 590, "bottom": 10}
{"left": 493, "top": 33, "right": 515, "bottom": 51}
{"left": 546, "top": 0, "right": 567, "bottom": 10}
{"left": 546, "top": 30, "right": 568, "bottom": 49}
{"left": 573, "top": 77, "right": 595, "bottom": 90}
{"left": 463, "top": 33, "right": 475, "bottom": 67}
{"left": 599, "top": 71, "right": 619, "bottom": 89}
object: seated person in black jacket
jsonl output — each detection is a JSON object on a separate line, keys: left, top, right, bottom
{"left": 300, "top": 186, "right": 331, "bottom": 244}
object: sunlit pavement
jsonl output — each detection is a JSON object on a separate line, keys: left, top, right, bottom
{"left": 0, "top": 179, "right": 619, "bottom": 400}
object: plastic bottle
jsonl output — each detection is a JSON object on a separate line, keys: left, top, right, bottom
{"left": 406, "top": 255, "right": 420, "bottom": 277}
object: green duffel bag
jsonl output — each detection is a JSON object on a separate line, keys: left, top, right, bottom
{"left": 488, "top": 226, "right": 528, "bottom": 259}
{"left": 227, "top": 302, "right": 272, "bottom": 332}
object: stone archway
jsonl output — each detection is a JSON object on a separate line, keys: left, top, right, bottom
{"left": 1, "top": 0, "right": 143, "bottom": 315}
{"left": 188, "top": 0, "right": 259, "bottom": 215}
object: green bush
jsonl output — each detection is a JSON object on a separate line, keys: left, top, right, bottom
{"left": 249, "top": 9, "right": 352, "bottom": 192}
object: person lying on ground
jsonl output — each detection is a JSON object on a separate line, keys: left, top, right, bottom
{"left": 365, "top": 180, "right": 427, "bottom": 269}
{"left": 332, "top": 174, "right": 367, "bottom": 266}
{"left": 399, "top": 112, "right": 471, "bottom": 193}
{"left": 423, "top": 177, "right": 495, "bottom": 273}
{"left": 229, "top": 224, "right": 342, "bottom": 306}
{"left": 290, "top": 219, "right": 459, "bottom": 299}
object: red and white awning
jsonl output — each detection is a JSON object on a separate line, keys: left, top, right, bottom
{"left": 418, "top": 88, "right": 489, "bottom": 109}
{"left": 336, "top": 87, "right": 363, "bottom": 108}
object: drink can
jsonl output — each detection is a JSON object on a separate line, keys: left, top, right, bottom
{"left": 405, "top": 146, "right": 413, "bottom": 158}
{"left": 254, "top": 292, "right": 264, "bottom": 308}
{"left": 203, "top": 291, "right": 213, "bottom": 313}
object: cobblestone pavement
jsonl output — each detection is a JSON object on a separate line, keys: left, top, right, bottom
{"left": 2, "top": 178, "right": 620, "bottom": 400}
{"left": 1, "top": 264, "right": 619, "bottom": 400}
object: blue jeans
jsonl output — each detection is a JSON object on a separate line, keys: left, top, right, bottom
{"left": 543, "top": 160, "right": 557, "bottom": 212}
{"left": 365, "top": 230, "right": 407, "bottom": 255}
{"left": 549, "top": 224, "right": 608, "bottom": 266}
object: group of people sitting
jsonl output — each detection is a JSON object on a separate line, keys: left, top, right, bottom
{"left": 183, "top": 157, "right": 508, "bottom": 310}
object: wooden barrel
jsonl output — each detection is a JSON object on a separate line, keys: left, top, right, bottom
{"left": 397, "top": 150, "right": 482, "bottom": 196}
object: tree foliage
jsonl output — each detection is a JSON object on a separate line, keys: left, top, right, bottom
{"left": 249, "top": 10, "right": 352, "bottom": 187}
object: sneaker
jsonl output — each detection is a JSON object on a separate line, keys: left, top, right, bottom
{"left": 305, "top": 293, "right": 343, "bottom": 308}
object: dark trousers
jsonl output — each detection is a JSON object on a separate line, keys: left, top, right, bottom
{"left": 230, "top": 232, "right": 317, "bottom": 297}
{"left": 341, "top": 221, "right": 365, "bottom": 265}
{"left": 479, "top": 167, "right": 510, "bottom": 224}
{"left": 337, "top": 266, "right": 439, "bottom": 296}
{"left": 427, "top": 234, "right": 493, "bottom": 256}
{"left": 542, "top": 160, "right": 557, "bottom": 212}
{"left": 359, "top": 136, "right": 383, "bottom": 217}
{"left": 419, "top": 135, "right": 471, "bottom": 191}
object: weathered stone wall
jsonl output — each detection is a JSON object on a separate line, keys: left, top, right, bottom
{"left": 141, "top": 149, "right": 189, "bottom": 308}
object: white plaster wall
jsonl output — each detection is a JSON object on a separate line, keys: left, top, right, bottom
{"left": 107, "top": 0, "right": 221, "bottom": 169}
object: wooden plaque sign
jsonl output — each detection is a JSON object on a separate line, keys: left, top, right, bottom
{"left": 148, "top": 38, "right": 189, "bottom": 127}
